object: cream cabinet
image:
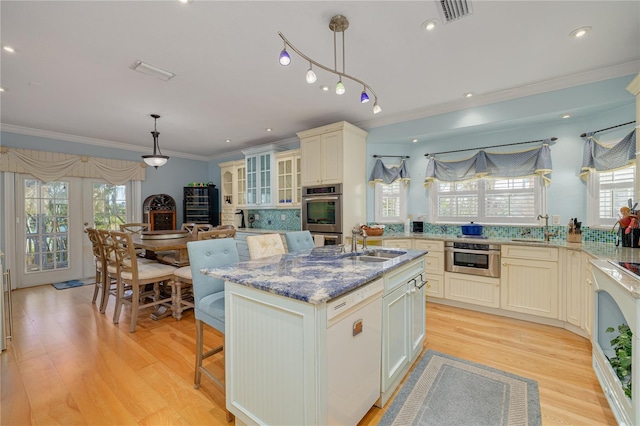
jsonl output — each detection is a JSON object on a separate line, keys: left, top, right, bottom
{"left": 298, "top": 121, "right": 367, "bottom": 187}
{"left": 384, "top": 239, "right": 412, "bottom": 249}
{"left": 413, "top": 240, "right": 444, "bottom": 298}
{"left": 219, "top": 161, "right": 237, "bottom": 226}
{"left": 563, "top": 248, "right": 583, "bottom": 328}
{"left": 500, "top": 245, "right": 559, "bottom": 319}
{"left": 243, "top": 145, "right": 283, "bottom": 208}
{"left": 444, "top": 272, "right": 500, "bottom": 308}
{"left": 235, "top": 160, "right": 246, "bottom": 208}
{"left": 276, "top": 149, "right": 301, "bottom": 207}
{"left": 583, "top": 252, "right": 596, "bottom": 338}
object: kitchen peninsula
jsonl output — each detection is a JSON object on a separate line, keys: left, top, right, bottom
{"left": 204, "top": 247, "right": 427, "bottom": 425}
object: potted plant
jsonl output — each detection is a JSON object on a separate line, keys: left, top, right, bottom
{"left": 606, "top": 323, "right": 633, "bottom": 399}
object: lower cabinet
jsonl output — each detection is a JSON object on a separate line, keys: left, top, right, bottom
{"left": 379, "top": 258, "right": 426, "bottom": 408}
{"left": 413, "top": 240, "right": 444, "bottom": 298}
{"left": 583, "top": 252, "right": 595, "bottom": 338}
{"left": 500, "top": 245, "right": 559, "bottom": 319}
{"left": 564, "top": 248, "right": 583, "bottom": 328}
{"left": 444, "top": 272, "right": 500, "bottom": 308}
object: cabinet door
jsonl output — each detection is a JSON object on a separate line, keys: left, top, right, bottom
{"left": 425, "top": 274, "right": 444, "bottom": 298}
{"left": 501, "top": 257, "right": 559, "bottom": 318}
{"left": 385, "top": 239, "right": 412, "bottom": 249}
{"left": 444, "top": 272, "right": 500, "bottom": 308}
{"left": 381, "top": 284, "right": 409, "bottom": 393}
{"left": 320, "top": 132, "right": 342, "bottom": 184}
{"left": 277, "top": 156, "right": 294, "bottom": 206}
{"left": 409, "top": 283, "right": 425, "bottom": 359}
{"left": 259, "top": 152, "right": 272, "bottom": 205}
{"left": 300, "top": 136, "right": 322, "bottom": 186}
{"left": 583, "top": 253, "right": 595, "bottom": 338}
{"left": 246, "top": 156, "right": 257, "bottom": 205}
{"left": 236, "top": 162, "right": 246, "bottom": 207}
{"left": 565, "top": 249, "right": 583, "bottom": 327}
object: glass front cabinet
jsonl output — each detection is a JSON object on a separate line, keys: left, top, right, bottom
{"left": 183, "top": 186, "right": 220, "bottom": 226}
{"left": 243, "top": 145, "right": 281, "bottom": 208}
{"left": 276, "top": 149, "right": 301, "bottom": 207}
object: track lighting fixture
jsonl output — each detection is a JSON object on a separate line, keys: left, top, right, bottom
{"left": 141, "top": 114, "right": 169, "bottom": 169}
{"left": 278, "top": 15, "right": 381, "bottom": 114}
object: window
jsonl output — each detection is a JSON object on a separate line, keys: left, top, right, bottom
{"left": 587, "top": 164, "right": 635, "bottom": 228}
{"left": 374, "top": 181, "right": 407, "bottom": 223}
{"left": 431, "top": 176, "right": 543, "bottom": 224}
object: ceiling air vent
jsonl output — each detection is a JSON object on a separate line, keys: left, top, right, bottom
{"left": 437, "top": 0, "right": 473, "bottom": 23}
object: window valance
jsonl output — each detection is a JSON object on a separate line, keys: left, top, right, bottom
{"left": 368, "top": 158, "right": 410, "bottom": 186}
{"left": 579, "top": 129, "right": 636, "bottom": 180}
{"left": 424, "top": 142, "right": 553, "bottom": 187}
{"left": 0, "top": 147, "right": 146, "bottom": 184}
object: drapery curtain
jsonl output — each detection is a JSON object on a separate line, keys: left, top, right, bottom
{"left": 0, "top": 147, "right": 146, "bottom": 184}
{"left": 368, "top": 159, "right": 410, "bottom": 186}
{"left": 424, "top": 142, "right": 553, "bottom": 186}
{"left": 579, "top": 129, "right": 636, "bottom": 180}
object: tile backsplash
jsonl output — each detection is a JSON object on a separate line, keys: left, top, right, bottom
{"left": 246, "top": 208, "right": 301, "bottom": 231}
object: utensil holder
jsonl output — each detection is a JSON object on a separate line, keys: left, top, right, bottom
{"left": 620, "top": 228, "right": 640, "bottom": 247}
{"left": 567, "top": 232, "right": 581, "bottom": 243}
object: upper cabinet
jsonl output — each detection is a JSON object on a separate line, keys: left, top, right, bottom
{"left": 276, "top": 149, "right": 301, "bottom": 207}
{"left": 235, "top": 159, "right": 247, "bottom": 208}
{"left": 298, "top": 121, "right": 367, "bottom": 187}
{"left": 242, "top": 145, "right": 283, "bottom": 208}
{"left": 219, "top": 161, "right": 235, "bottom": 209}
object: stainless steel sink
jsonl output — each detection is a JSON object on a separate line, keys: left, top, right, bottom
{"left": 352, "top": 256, "right": 388, "bottom": 263}
{"left": 511, "top": 238, "right": 546, "bottom": 243}
{"left": 362, "top": 250, "right": 406, "bottom": 258}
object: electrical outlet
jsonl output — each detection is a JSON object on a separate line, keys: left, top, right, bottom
{"left": 552, "top": 215, "right": 560, "bottom": 225}
{"left": 281, "top": 214, "right": 286, "bottom": 221}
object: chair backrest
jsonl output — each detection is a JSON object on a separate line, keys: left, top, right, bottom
{"left": 199, "top": 229, "right": 236, "bottom": 240}
{"left": 284, "top": 230, "right": 315, "bottom": 253}
{"left": 187, "top": 238, "right": 239, "bottom": 305}
{"left": 97, "top": 229, "right": 116, "bottom": 268}
{"left": 119, "top": 223, "right": 150, "bottom": 234}
{"left": 110, "top": 231, "right": 139, "bottom": 281}
{"left": 86, "top": 228, "right": 106, "bottom": 267}
{"left": 246, "top": 234, "right": 286, "bottom": 260}
{"left": 181, "top": 223, "right": 214, "bottom": 235}
{"left": 214, "top": 225, "right": 235, "bottom": 230}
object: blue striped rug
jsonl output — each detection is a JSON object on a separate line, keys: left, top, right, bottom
{"left": 379, "top": 350, "right": 541, "bottom": 426}
{"left": 51, "top": 279, "right": 89, "bottom": 290}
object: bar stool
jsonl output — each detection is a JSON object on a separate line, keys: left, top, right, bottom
{"left": 246, "top": 233, "right": 285, "bottom": 260}
{"left": 284, "top": 230, "right": 315, "bottom": 252}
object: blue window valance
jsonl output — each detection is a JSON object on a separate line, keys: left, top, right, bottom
{"left": 424, "top": 141, "right": 553, "bottom": 187}
{"left": 579, "top": 129, "right": 636, "bottom": 180}
{"left": 368, "top": 159, "right": 410, "bottom": 186}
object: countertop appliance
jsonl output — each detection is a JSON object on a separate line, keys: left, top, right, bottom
{"left": 302, "top": 184, "right": 343, "bottom": 245}
{"left": 445, "top": 241, "right": 500, "bottom": 278}
{"left": 412, "top": 221, "right": 424, "bottom": 233}
{"left": 234, "top": 209, "right": 245, "bottom": 229}
{"left": 327, "top": 278, "right": 383, "bottom": 425}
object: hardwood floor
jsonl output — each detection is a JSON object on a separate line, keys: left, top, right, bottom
{"left": 1, "top": 284, "right": 615, "bottom": 425}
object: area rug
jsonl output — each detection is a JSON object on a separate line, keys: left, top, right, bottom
{"left": 51, "top": 279, "right": 91, "bottom": 290}
{"left": 379, "top": 350, "right": 541, "bottom": 426}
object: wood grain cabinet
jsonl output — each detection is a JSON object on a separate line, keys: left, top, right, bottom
{"left": 500, "top": 245, "right": 559, "bottom": 319}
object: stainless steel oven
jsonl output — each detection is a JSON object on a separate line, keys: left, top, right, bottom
{"left": 444, "top": 241, "right": 501, "bottom": 278}
{"left": 302, "top": 184, "right": 343, "bottom": 235}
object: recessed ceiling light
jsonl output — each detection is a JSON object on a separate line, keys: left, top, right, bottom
{"left": 463, "top": 92, "right": 474, "bottom": 98}
{"left": 560, "top": 113, "right": 573, "bottom": 119}
{"left": 3, "top": 45, "right": 16, "bottom": 53}
{"left": 0, "top": 87, "right": 6, "bottom": 92}
{"left": 412, "top": 138, "right": 418, "bottom": 143}
{"left": 225, "top": 139, "right": 231, "bottom": 143}
{"left": 569, "top": 26, "right": 592, "bottom": 38}
{"left": 421, "top": 19, "right": 438, "bottom": 31}
{"left": 320, "top": 85, "right": 330, "bottom": 91}
{"left": 178, "top": 0, "right": 192, "bottom": 4}
{"left": 266, "top": 128, "right": 272, "bottom": 132}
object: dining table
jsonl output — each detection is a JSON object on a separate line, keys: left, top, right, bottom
{"left": 131, "top": 230, "right": 196, "bottom": 267}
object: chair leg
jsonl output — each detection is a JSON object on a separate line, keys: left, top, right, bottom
{"left": 129, "top": 283, "right": 140, "bottom": 333}
{"left": 99, "top": 275, "right": 110, "bottom": 314}
{"left": 113, "top": 277, "right": 124, "bottom": 324}
{"left": 194, "top": 319, "right": 203, "bottom": 389}
{"left": 91, "top": 269, "right": 100, "bottom": 304}
{"left": 172, "top": 280, "right": 183, "bottom": 320}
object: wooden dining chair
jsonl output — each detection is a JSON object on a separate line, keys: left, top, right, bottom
{"left": 246, "top": 233, "right": 286, "bottom": 260}
{"left": 119, "top": 223, "right": 150, "bottom": 234}
{"left": 181, "top": 223, "right": 214, "bottom": 236}
{"left": 198, "top": 228, "right": 237, "bottom": 240}
{"left": 187, "top": 237, "right": 239, "bottom": 422}
{"left": 110, "top": 231, "right": 177, "bottom": 332}
{"left": 87, "top": 228, "right": 110, "bottom": 312}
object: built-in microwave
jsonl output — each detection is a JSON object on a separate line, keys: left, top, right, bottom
{"left": 301, "top": 184, "right": 343, "bottom": 235}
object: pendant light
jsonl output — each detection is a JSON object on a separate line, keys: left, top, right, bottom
{"left": 141, "top": 114, "right": 169, "bottom": 169}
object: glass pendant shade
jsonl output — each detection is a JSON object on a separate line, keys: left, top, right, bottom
{"left": 360, "top": 91, "right": 370, "bottom": 103}
{"left": 373, "top": 103, "right": 382, "bottom": 114}
{"left": 336, "top": 80, "right": 346, "bottom": 95}
{"left": 305, "top": 67, "right": 317, "bottom": 84}
{"left": 142, "top": 115, "right": 169, "bottom": 169}
{"left": 279, "top": 49, "right": 291, "bottom": 66}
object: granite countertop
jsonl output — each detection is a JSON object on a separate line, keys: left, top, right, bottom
{"left": 203, "top": 248, "right": 427, "bottom": 305}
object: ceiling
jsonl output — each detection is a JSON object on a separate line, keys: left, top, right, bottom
{"left": 1, "top": 1, "right": 639, "bottom": 160}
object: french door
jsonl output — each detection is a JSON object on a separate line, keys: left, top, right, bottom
{"left": 14, "top": 174, "right": 134, "bottom": 288}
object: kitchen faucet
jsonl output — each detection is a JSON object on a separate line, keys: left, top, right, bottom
{"left": 537, "top": 214, "right": 557, "bottom": 242}
{"left": 351, "top": 226, "right": 368, "bottom": 253}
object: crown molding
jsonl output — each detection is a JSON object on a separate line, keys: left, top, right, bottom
{"left": 0, "top": 124, "right": 205, "bottom": 161}
{"left": 355, "top": 61, "right": 640, "bottom": 131}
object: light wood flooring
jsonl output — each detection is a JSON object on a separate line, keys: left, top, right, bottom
{"left": 1, "top": 284, "right": 616, "bottom": 425}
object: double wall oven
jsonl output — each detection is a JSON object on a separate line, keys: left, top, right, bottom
{"left": 302, "top": 184, "right": 343, "bottom": 245}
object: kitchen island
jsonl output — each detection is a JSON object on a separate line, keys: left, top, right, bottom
{"left": 204, "top": 247, "right": 427, "bottom": 426}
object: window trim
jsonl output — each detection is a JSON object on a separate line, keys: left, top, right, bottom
{"left": 586, "top": 164, "right": 635, "bottom": 229}
{"left": 374, "top": 180, "right": 407, "bottom": 224}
